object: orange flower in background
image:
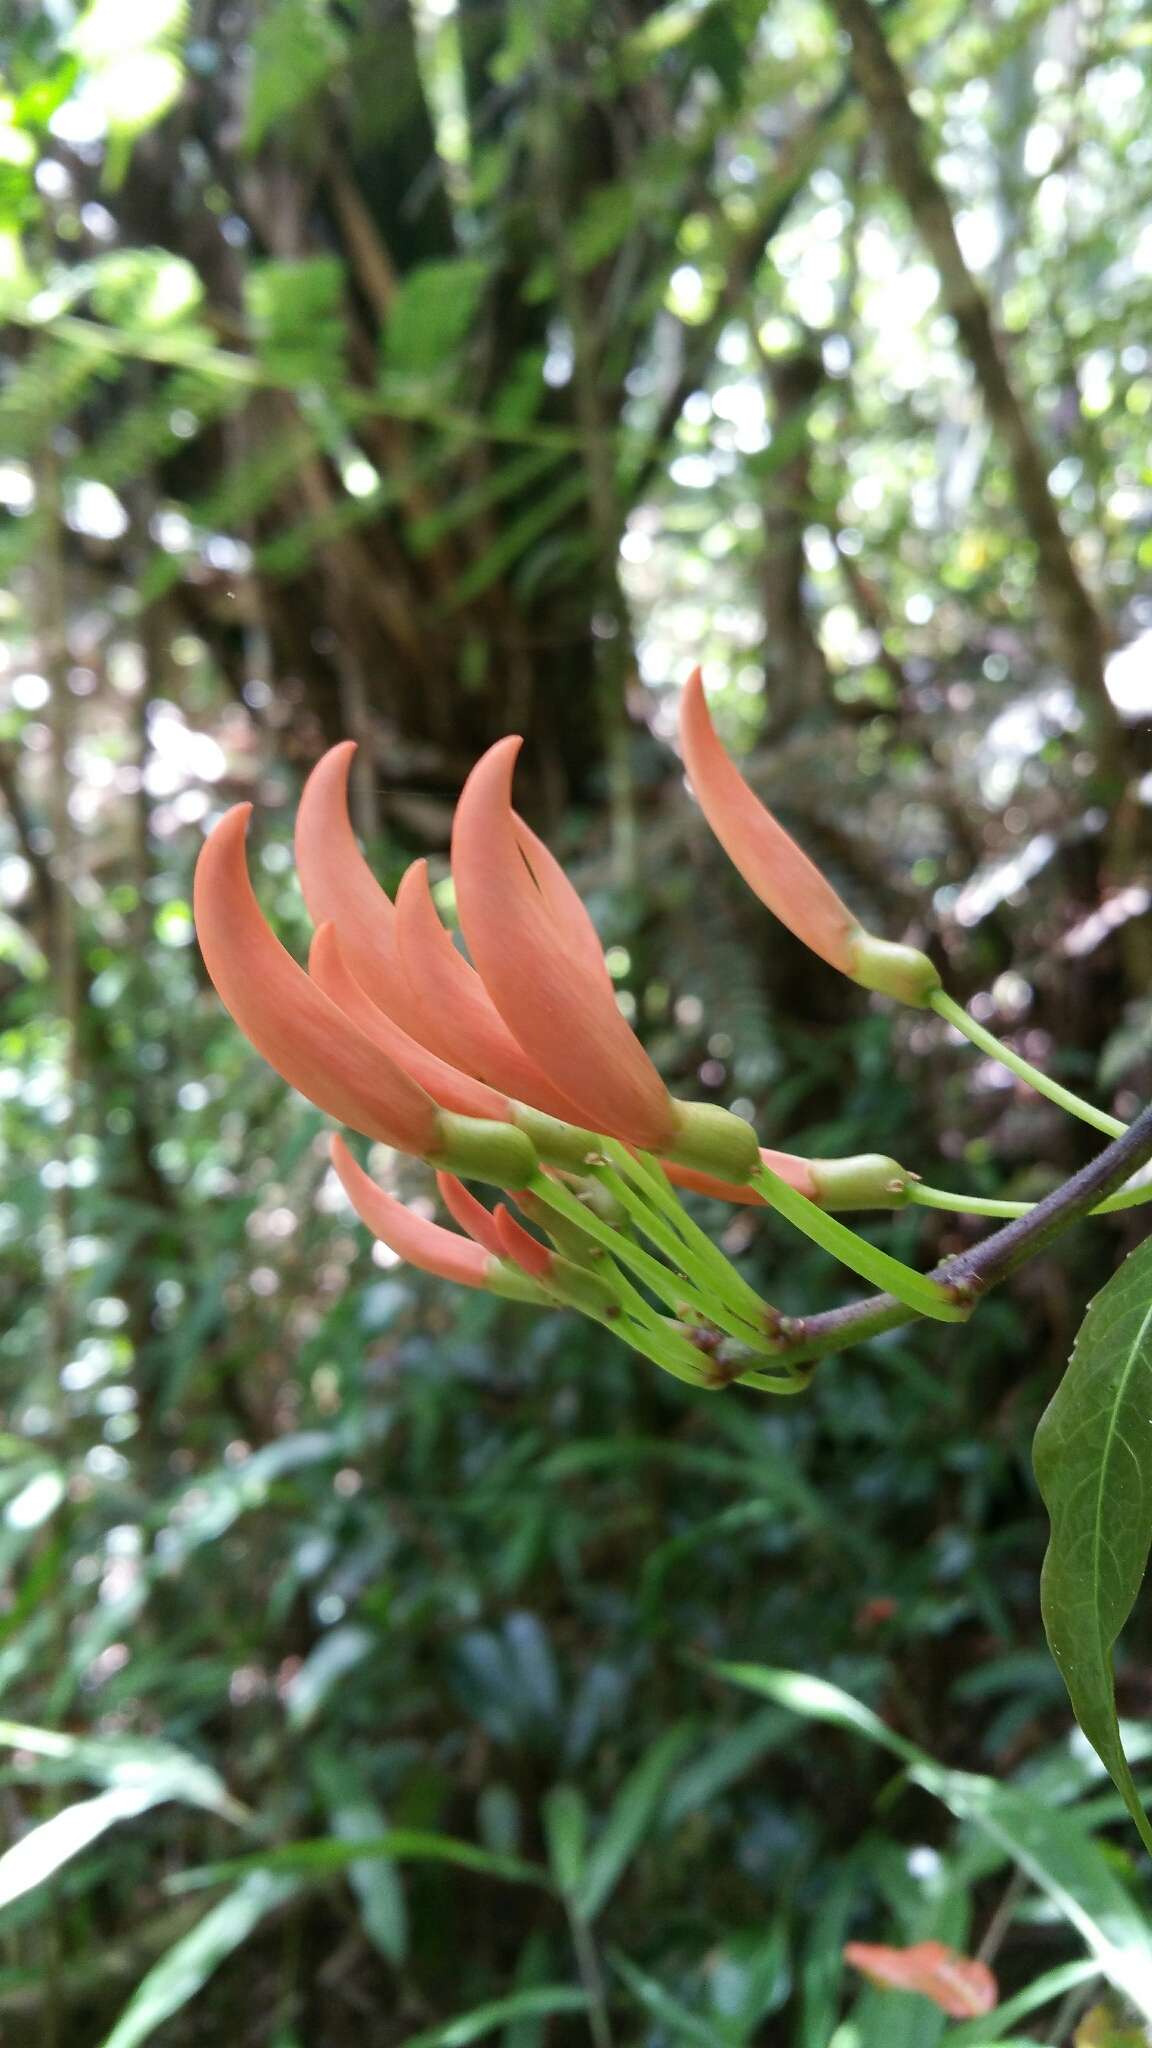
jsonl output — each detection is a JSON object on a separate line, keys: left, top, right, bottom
{"left": 680, "top": 669, "right": 940, "bottom": 1006}
{"left": 843, "top": 1940, "right": 997, "bottom": 2019}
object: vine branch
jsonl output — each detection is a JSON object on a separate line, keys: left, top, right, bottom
{"left": 719, "top": 1103, "right": 1152, "bottom": 1375}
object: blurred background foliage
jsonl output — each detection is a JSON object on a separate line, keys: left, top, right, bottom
{"left": 3, "top": 0, "right": 1152, "bottom": 2040}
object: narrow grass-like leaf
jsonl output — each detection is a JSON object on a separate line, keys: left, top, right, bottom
{"left": 167, "top": 1830, "right": 548, "bottom": 1893}
{"left": 946, "top": 1960, "right": 1097, "bottom": 2046}
{"left": 99, "top": 1872, "right": 300, "bottom": 2048}
{"left": 574, "top": 1723, "right": 697, "bottom": 1921}
{"left": 609, "top": 1951, "right": 721, "bottom": 2047}
{"left": 1033, "top": 1236, "right": 1152, "bottom": 1855}
{"left": 541, "top": 1784, "right": 588, "bottom": 1899}
{"left": 0, "top": 1785, "right": 168, "bottom": 1913}
{"left": 717, "top": 1663, "right": 1152, "bottom": 2020}
{"left": 0, "top": 1722, "right": 244, "bottom": 1819}
{"left": 398, "top": 1988, "right": 589, "bottom": 2048}
{"left": 312, "top": 1750, "right": 407, "bottom": 1966}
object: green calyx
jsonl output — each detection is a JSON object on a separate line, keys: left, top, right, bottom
{"left": 809, "top": 1153, "right": 915, "bottom": 1210}
{"left": 539, "top": 1255, "right": 621, "bottom": 1316}
{"left": 430, "top": 1113, "right": 539, "bottom": 1188}
{"left": 551, "top": 1172, "right": 629, "bottom": 1231}
{"left": 511, "top": 1103, "right": 606, "bottom": 1169}
{"left": 663, "top": 1100, "right": 761, "bottom": 1182}
{"left": 487, "top": 1259, "right": 554, "bottom": 1304}
{"left": 848, "top": 930, "right": 941, "bottom": 1006}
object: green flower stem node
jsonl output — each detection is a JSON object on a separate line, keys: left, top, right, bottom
{"left": 431, "top": 1114, "right": 539, "bottom": 1187}
{"left": 487, "top": 1261, "right": 554, "bottom": 1304}
{"left": 849, "top": 931, "right": 941, "bottom": 1005}
{"left": 559, "top": 1176, "right": 630, "bottom": 1231}
{"left": 809, "top": 1153, "right": 915, "bottom": 1210}
{"left": 663, "top": 1100, "right": 761, "bottom": 1180}
{"left": 510, "top": 1104, "right": 605, "bottom": 1169}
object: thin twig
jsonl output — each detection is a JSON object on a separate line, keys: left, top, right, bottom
{"left": 721, "top": 1102, "right": 1152, "bottom": 1371}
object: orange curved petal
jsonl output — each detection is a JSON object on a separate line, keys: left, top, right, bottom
{"left": 309, "top": 923, "right": 510, "bottom": 1123}
{"left": 680, "top": 669, "right": 859, "bottom": 975}
{"left": 394, "top": 860, "right": 592, "bottom": 1124}
{"left": 194, "top": 806, "right": 440, "bottom": 1154}
{"left": 661, "top": 1148, "right": 819, "bottom": 1205}
{"left": 513, "top": 816, "right": 610, "bottom": 986}
{"left": 435, "top": 1171, "right": 507, "bottom": 1257}
{"left": 493, "top": 1203, "right": 553, "bottom": 1280}
{"left": 331, "top": 1137, "right": 490, "bottom": 1288}
{"left": 294, "top": 741, "right": 428, "bottom": 1036}
{"left": 843, "top": 1942, "right": 997, "bottom": 2020}
{"left": 451, "top": 738, "right": 676, "bottom": 1150}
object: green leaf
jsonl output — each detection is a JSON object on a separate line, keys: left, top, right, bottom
{"left": 0, "top": 1785, "right": 168, "bottom": 1913}
{"left": 311, "top": 1750, "right": 407, "bottom": 1966}
{"left": 541, "top": 1784, "right": 587, "bottom": 1898}
{"left": 717, "top": 1664, "right": 1152, "bottom": 2021}
{"left": 384, "top": 259, "right": 491, "bottom": 376}
{"left": 1034, "top": 1237, "right": 1152, "bottom": 1854}
{"left": 283, "top": 1625, "right": 374, "bottom": 1731}
{"left": 99, "top": 1872, "right": 300, "bottom": 2048}
{"left": 574, "top": 1722, "right": 696, "bottom": 1921}
{"left": 88, "top": 249, "right": 204, "bottom": 331}
{"left": 663, "top": 1709, "right": 797, "bottom": 1828}
{"left": 246, "top": 257, "right": 346, "bottom": 384}
{"left": 398, "top": 1988, "right": 589, "bottom": 2048}
{"left": 445, "top": 469, "right": 587, "bottom": 610}
{"left": 244, "top": 0, "right": 346, "bottom": 148}
{"left": 169, "top": 1830, "right": 548, "bottom": 1893}
{"left": 609, "top": 1951, "right": 720, "bottom": 2047}
{"left": 0, "top": 1721, "right": 244, "bottom": 1820}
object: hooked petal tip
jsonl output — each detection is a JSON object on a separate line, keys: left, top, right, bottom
{"left": 331, "top": 1137, "right": 490, "bottom": 1288}
{"left": 492, "top": 1203, "right": 554, "bottom": 1280}
{"left": 295, "top": 740, "right": 421, "bottom": 1024}
{"left": 435, "top": 1171, "right": 506, "bottom": 1257}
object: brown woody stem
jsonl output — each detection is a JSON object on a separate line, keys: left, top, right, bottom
{"left": 721, "top": 1103, "right": 1152, "bottom": 1375}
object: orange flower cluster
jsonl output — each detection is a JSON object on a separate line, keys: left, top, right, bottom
{"left": 194, "top": 672, "right": 932, "bottom": 1354}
